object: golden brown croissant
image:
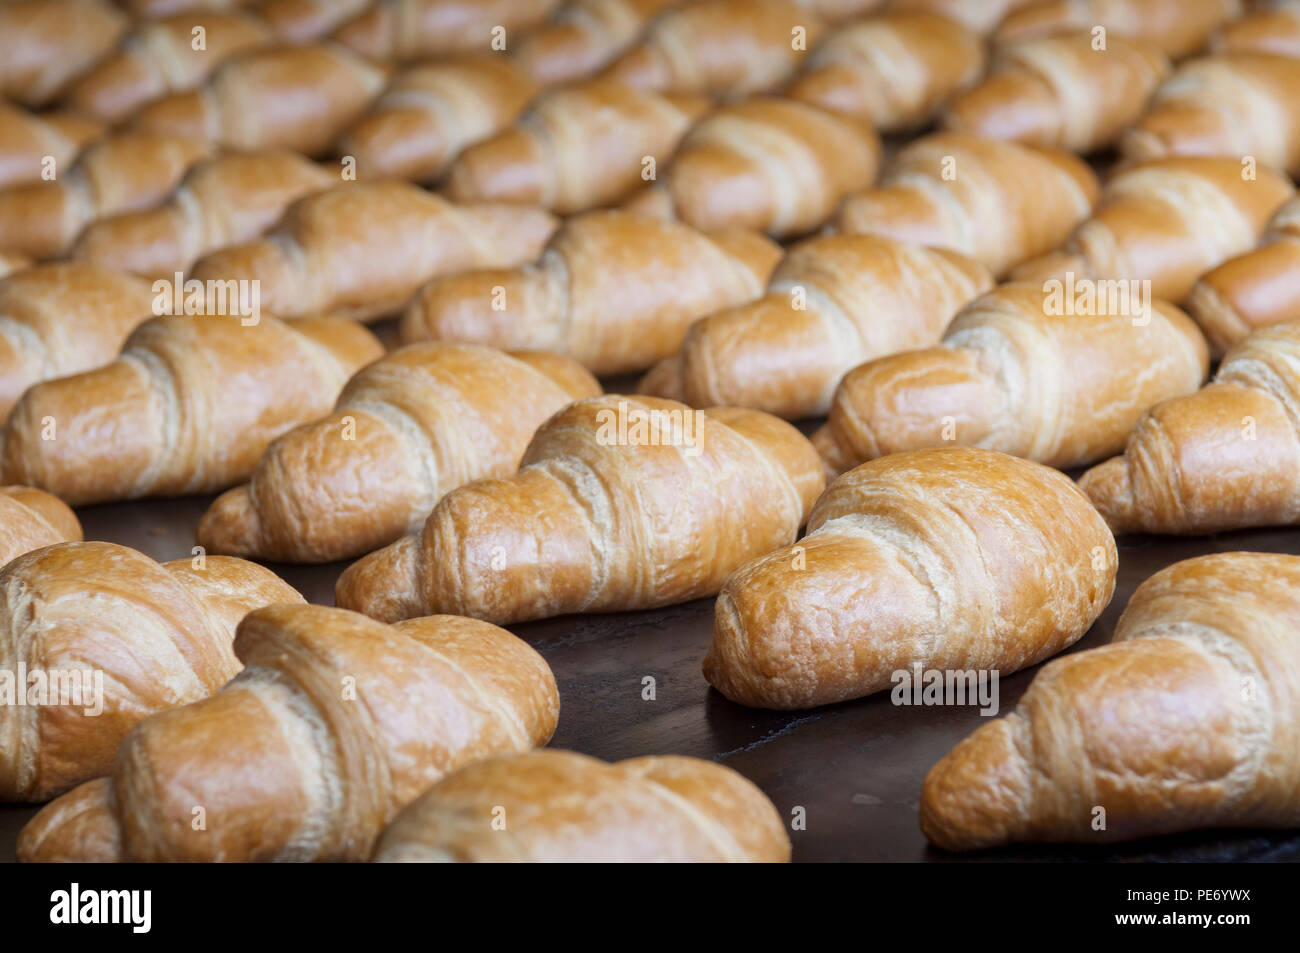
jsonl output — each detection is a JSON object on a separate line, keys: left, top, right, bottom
{"left": 1011, "top": 157, "right": 1295, "bottom": 303}
{"left": 832, "top": 132, "right": 1099, "bottom": 278}
{"left": 62, "top": 12, "right": 273, "bottom": 123}
{"left": 600, "top": 0, "right": 825, "bottom": 98}
{"left": 198, "top": 342, "right": 601, "bottom": 563}
{"left": 1211, "top": 0, "right": 1300, "bottom": 58}
{"left": 1079, "top": 319, "right": 1300, "bottom": 535}
{"left": 638, "top": 234, "right": 993, "bottom": 420}
{"left": 1121, "top": 53, "right": 1300, "bottom": 177}
{"left": 623, "top": 97, "right": 881, "bottom": 239}
{"left": 0, "top": 132, "right": 212, "bottom": 260}
{"left": 514, "top": 0, "right": 681, "bottom": 85}
{"left": 131, "top": 43, "right": 387, "bottom": 157}
{"left": 444, "top": 80, "right": 710, "bottom": 214}
{"left": 400, "top": 211, "right": 781, "bottom": 376}
{"left": 189, "top": 182, "right": 557, "bottom": 322}
{"left": 888, "top": 0, "right": 1044, "bottom": 35}
{"left": 259, "top": 0, "right": 371, "bottom": 43}
{"left": 0, "top": 485, "right": 82, "bottom": 567}
{"left": 0, "top": 314, "right": 383, "bottom": 506}
{"left": 0, "top": 262, "right": 156, "bottom": 420}
{"left": 787, "top": 11, "right": 986, "bottom": 134}
{"left": 373, "top": 749, "right": 791, "bottom": 862}
{"left": 18, "top": 603, "right": 559, "bottom": 861}
{"left": 1185, "top": 198, "right": 1300, "bottom": 356}
{"left": 0, "top": 540, "right": 302, "bottom": 803}
{"left": 994, "top": 0, "right": 1243, "bottom": 57}
{"left": 0, "top": 0, "right": 127, "bottom": 106}
{"left": 922, "top": 551, "right": 1300, "bottom": 850}
{"left": 0, "top": 104, "right": 102, "bottom": 190}
{"left": 70, "top": 151, "right": 336, "bottom": 282}
{"left": 942, "top": 33, "right": 1170, "bottom": 154}
{"left": 336, "top": 395, "right": 825, "bottom": 625}
{"left": 334, "top": 0, "right": 562, "bottom": 61}
{"left": 337, "top": 56, "right": 537, "bottom": 184}
{"left": 704, "top": 447, "right": 1117, "bottom": 710}
{"left": 813, "top": 282, "right": 1209, "bottom": 474}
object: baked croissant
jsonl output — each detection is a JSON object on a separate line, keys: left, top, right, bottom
{"left": 1211, "top": 0, "right": 1300, "bottom": 58}
{"left": 1079, "top": 319, "right": 1300, "bottom": 535}
{"left": 1185, "top": 198, "right": 1300, "bottom": 356}
{"left": 198, "top": 342, "right": 601, "bottom": 563}
{"left": 0, "top": 104, "right": 102, "bottom": 190}
{"left": 832, "top": 132, "right": 1099, "bottom": 278}
{"left": 787, "top": 11, "right": 986, "bottom": 134}
{"left": 0, "top": 540, "right": 302, "bottom": 803}
{"left": 334, "top": 0, "right": 562, "bottom": 60}
{"left": 373, "top": 750, "right": 791, "bottom": 862}
{"left": 994, "top": 0, "right": 1243, "bottom": 57}
{"left": 259, "top": 0, "right": 371, "bottom": 43}
{"left": 624, "top": 97, "right": 881, "bottom": 239}
{"left": 131, "top": 43, "right": 387, "bottom": 157}
{"left": 813, "top": 282, "right": 1210, "bottom": 474}
{"left": 444, "top": 80, "right": 710, "bottom": 214}
{"left": 0, "top": 314, "right": 384, "bottom": 506}
{"left": 0, "top": 132, "right": 212, "bottom": 260}
{"left": 0, "top": 0, "right": 127, "bottom": 107}
{"left": 1011, "top": 157, "right": 1295, "bottom": 303}
{"left": 0, "top": 263, "right": 155, "bottom": 419}
{"left": 62, "top": 11, "right": 273, "bottom": 123}
{"left": 1121, "top": 54, "right": 1300, "bottom": 176}
{"left": 18, "top": 603, "right": 559, "bottom": 861}
{"left": 338, "top": 56, "right": 537, "bottom": 184}
{"left": 336, "top": 395, "right": 826, "bottom": 625}
{"left": 70, "top": 151, "right": 336, "bottom": 281}
{"left": 889, "top": 0, "right": 1044, "bottom": 35}
{"left": 400, "top": 211, "right": 782, "bottom": 376}
{"left": 704, "top": 447, "right": 1118, "bottom": 710}
{"left": 189, "top": 181, "right": 558, "bottom": 322}
{"left": 0, "top": 485, "right": 82, "bottom": 567}
{"left": 514, "top": 0, "right": 681, "bottom": 85}
{"left": 942, "top": 33, "right": 1170, "bottom": 154}
{"left": 600, "top": 0, "right": 825, "bottom": 98}
{"left": 922, "top": 551, "right": 1300, "bottom": 850}
{"left": 638, "top": 234, "right": 993, "bottom": 420}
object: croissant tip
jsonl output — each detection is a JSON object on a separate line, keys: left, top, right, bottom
{"left": 196, "top": 485, "right": 260, "bottom": 558}
{"left": 336, "top": 535, "right": 421, "bottom": 623}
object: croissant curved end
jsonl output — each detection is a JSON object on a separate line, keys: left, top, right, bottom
{"left": 1077, "top": 456, "right": 1135, "bottom": 536}
{"left": 17, "top": 777, "right": 123, "bottom": 863}
{"left": 919, "top": 716, "right": 1031, "bottom": 852}
{"left": 196, "top": 484, "right": 261, "bottom": 558}
{"left": 335, "top": 535, "right": 422, "bottom": 623}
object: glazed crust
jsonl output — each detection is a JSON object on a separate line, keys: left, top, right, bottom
{"left": 0, "top": 0, "right": 127, "bottom": 107}
{"left": 994, "top": 0, "right": 1242, "bottom": 57}
{"left": 922, "top": 551, "right": 1300, "bottom": 850}
{"left": 515, "top": 0, "right": 680, "bottom": 85}
{"left": 333, "top": 0, "right": 561, "bottom": 61}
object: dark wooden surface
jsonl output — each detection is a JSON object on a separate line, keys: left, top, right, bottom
{"left": 3, "top": 493, "right": 1300, "bottom": 862}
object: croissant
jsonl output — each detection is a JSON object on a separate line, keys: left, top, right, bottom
{"left": 444, "top": 81, "right": 710, "bottom": 214}
{"left": 259, "top": 0, "right": 371, "bottom": 43}
{"left": 0, "top": 132, "right": 212, "bottom": 260}
{"left": 0, "top": 0, "right": 127, "bottom": 107}
{"left": 400, "top": 211, "right": 782, "bottom": 376}
{"left": 638, "top": 234, "right": 993, "bottom": 420}
{"left": 336, "top": 395, "right": 825, "bottom": 625}
{"left": 373, "top": 750, "right": 791, "bottom": 862}
{"left": 0, "top": 104, "right": 102, "bottom": 190}
{"left": 0, "top": 485, "right": 82, "bottom": 568}
{"left": 922, "top": 551, "right": 1300, "bottom": 850}
{"left": 1011, "top": 157, "right": 1295, "bottom": 303}
{"left": 994, "top": 0, "right": 1243, "bottom": 57}
{"left": 0, "top": 540, "right": 302, "bottom": 803}
{"left": 198, "top": 343, "right": 601, "bottom": 563}
{"left": 514, "top": 0, "right": 681, "bottom": 85}
{"left": 1079, "top": 320, "right": 1300, "bottom": 535}
{"left": 832, "top": 132, "right": 1099, "bottom": 277}
{"left": 0, "top": 314, "right": 383, "bottom": 507}
{"left": 337, "top": 56, "right": 538, "bottom": 184}
{"left": 0, "top": 263, "right": 156, "bottom": 420}
{"left": 334, "top": 0, "right": 562, "bottom": 61}
{"left": 942, "top": 33, "right": 1170, "bottom": 154}
{"left": 62, "top": 12, "right": 273, "bottom": 124}
{"left": 814, "top": 282, "right": 1210, "bottom": 475}
{"left": 889, "top": 0, "right": 1044, "bottom": 35}
{"left": 70, "top": 151, "right": 336, "bottom": 281}
{"left": 1121, "top": 54, "right": 1300, "bottom": 177}
{"left": 786, "top": 11, "right": 986, "bottom": 134}
{"left": 188, "top": 181, "right": 558, "bottom": 322}
{"left": 599, "top": 0, "right": 825, "bottom": 98}
{"left": 18, "top": 603, "right": 559, "bottom": 861}
{"left": 704, "top": 447, "right": 1117, "bottom": 710}
{"left": 131, "top": 44, "right": 387, "bottom": 158}
{"left": 1211, "top": 0, "right": 1300, "bottom": 58}
{"left": 623, "top": 97, "right": 881, "bottom": 239}
{"left": 1185, "top": 198, "right": 1300, "bottom": 356}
